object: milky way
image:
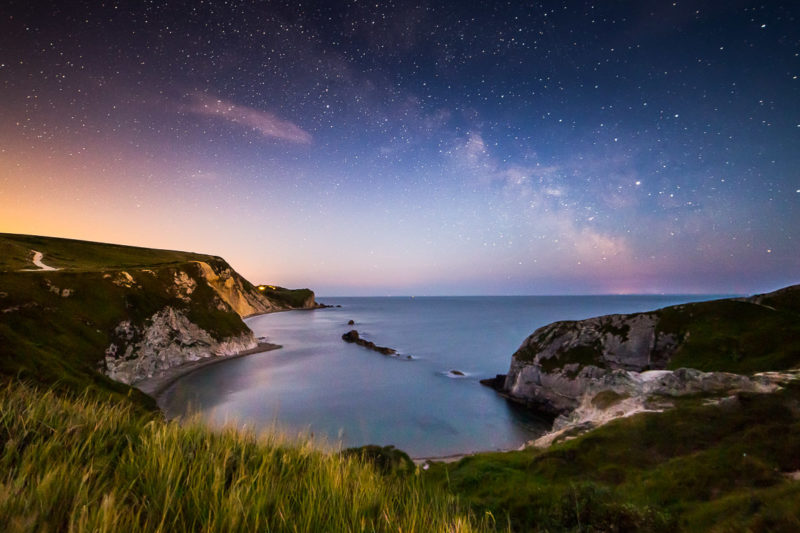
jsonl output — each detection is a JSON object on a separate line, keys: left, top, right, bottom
{"left": 1, "top": 1, "right": 798, "bottom": 294}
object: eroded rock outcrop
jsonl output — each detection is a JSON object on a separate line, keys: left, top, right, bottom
{"left": 499, "top": 312, "right": 679, "bottom": 417}
{"left": 99, "top": 261, "right": 320, "bottom": 387}
{"left": 530, "top": 368, "right": 778, "bottom": 447}
{"left": 193, "top": 261, "right": 279, "bottom": 317}
{"left": 105, "top": 306, "right": 257, "bottom": 384}
{"left": 489, "top": 285, "right": 800, "bottom": 446}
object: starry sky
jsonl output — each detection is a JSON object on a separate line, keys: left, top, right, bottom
{"left": 1, "top": 1, "right": 798, "bottom": 295}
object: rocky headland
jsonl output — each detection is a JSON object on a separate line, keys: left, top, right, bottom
{"left": 485, "top": 284, "right": 800, "bottom": 446}
{"left": 0, "top": 233, "right": 321, "bottom": 400}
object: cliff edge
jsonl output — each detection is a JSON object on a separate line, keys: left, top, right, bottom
{"left": 488, "top": 284, "right": 800, "bottom": 445}
{"left": 0, "top": 233, "right": 319, "bottom": 403}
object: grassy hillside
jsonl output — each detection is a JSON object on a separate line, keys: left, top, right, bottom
{"left": 658, "top": 286, "right": 800, "bottom": 373}
{"left": 0, "top": 233, "right": 304, "bottom": 406}
{"left": 427, "top": 382, "right": 800, "bottom": 532}
{"left": 0, "top": 233, "right": 215, "bottom": 272}
{"left": 0, "top": 380, "right": 493, "bottom": 533}
{"left": 0, "top": 267, "right": 245, "bottom": 408}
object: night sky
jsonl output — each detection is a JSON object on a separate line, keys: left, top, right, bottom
{"left": 1, "top": 1, "right": 798, "bottom": 295}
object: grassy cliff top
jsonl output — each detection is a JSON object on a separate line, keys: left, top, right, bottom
{"left": 0, "top": 234, "right": 253, "bottom": 407}
{"left": 514, "top": 284, "right": 800, "bottom": 374}
{"left": 0, "top": 233, "right": 218, "bottom": 272}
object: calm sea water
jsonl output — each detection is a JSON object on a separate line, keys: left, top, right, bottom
{"left": 161, "top": 295, "right": 725, "bottom": 457}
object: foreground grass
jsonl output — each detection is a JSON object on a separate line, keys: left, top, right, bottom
{"left": 427, "top": 383, "right": 800, "bottom": 532}
{"left": 0, "top": 381, "right": 495, "bottom": 533}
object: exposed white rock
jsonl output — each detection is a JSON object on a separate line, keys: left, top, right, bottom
{"left": 192, "top": 260, "right": 278, "bottom": 317}
{"left": 44, "top": 279, "right": 73, "bottom": 298}
{"left": 112, "top": 271, "right": 136, "bottom": 288}
{"left": 530, "top": 368, "right": 780, "bottom": 448}
{"left": 104, "top": 306, "right": 257, "bottom": 385}
{"left": 172, "top": 271, "right": 197, "bottom": 302}
{"left": 502, "top": 311, "right": 685, "bottom": 417}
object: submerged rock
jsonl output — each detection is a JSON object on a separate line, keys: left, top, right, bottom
{"left": 348, "top": 319, "right": 355, "bottom": 325}
{"left": 342, "top": 329, "right": 360, "bottom": 343}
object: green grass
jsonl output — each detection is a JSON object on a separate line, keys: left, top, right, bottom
{"left": 515, "top": 286, "right": 800, "bottom": 374}
{"left": 0, "top": 233, "right": 216, "bottom": 272}
{"left": 257, "top": 285, "right": 316, "bottom": 309}
{"left": 0, "top": 380, "right": 497, "bottom": 533}
{"left": 657, "top": 296, "right": 800, "bottom": 373}
{"left": 425, "top": 383, "right": 800, "bottom": 532}
{"left": 0, "top": 265, "right": 249, "bottom": 405}
{"left": 539, "top": 344, "right": 605, "bottom": 375}
{"left": 0, "top": 233, "right": 316, "bottom": 405}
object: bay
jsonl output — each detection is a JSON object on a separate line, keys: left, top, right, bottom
{"left": 161, "top": 295, "right": 726, "bottom": 458}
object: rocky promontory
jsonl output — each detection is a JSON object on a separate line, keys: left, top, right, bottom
{"left": 487, "top": 284, "right": 800, "bottom": 444}
{"left": 0, "top": 233, "right": 322, "bottom": 397}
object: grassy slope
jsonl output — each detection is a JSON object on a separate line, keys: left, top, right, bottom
{"left": 659, "top": 287, "right": 800, "bottom": 373}
{"left": 0, "top": 235, "right": 322, "bottom": 402}
{"left": 427, "top": 383, "right": 800, "bottom": 532}
{"left": 432, "top": 286, "right": 800, "bottom": 532}
{"left": 516, "top": 285, "right": 800, "bottom": 374}
{"left": 0, "top": 381, "right": 493, "bottom": 533}
{"left": 0, "top": 233, "right": 215, "bottom": 272}
{"left": 0, "top": 234, "right": 256, "bottom": 407}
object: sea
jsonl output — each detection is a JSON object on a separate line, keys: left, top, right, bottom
{"left": 161, "top": 294, "right": 726, "bottom": 458}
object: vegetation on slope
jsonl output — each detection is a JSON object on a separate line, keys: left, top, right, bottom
{"left": 0, "top": 233, "right": 215, "bottom": 272}
{"left": 0, "top": 233, "right": 316, "bottom": 404}
{"left": 0, "top": 380, "right": 495, "bottom": 533}
{"left": 257, "top": 284, "right": 316, "bottom": 309}
{"left": 658, "top": 291, "right": 800, "bottom": 373}
{"left": 426, "top": 382, "right": 800, "bottom": 532}
{"left": 0, "top": 266, "right": 247, "bottom": 407}
{"left": 514, "top": 285, "right": 800, "bottom": 374}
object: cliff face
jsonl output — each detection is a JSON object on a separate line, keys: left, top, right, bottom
{"left": 503, "top": 312, "right": 676, "bottom": 416}
{"left": 192, "top": 260, "right": 278, "bottom": 317}
{"left": 0, "top": 234, "right": 320, "bottom": 398}
{"left": 104, "top": 306, "right": 257, "bottom": 384}
{"left": 492, "top": 285, "right": 800, "bottom": 444}
{"left": 101, "top": 260, "right": 319, "bottom": 384}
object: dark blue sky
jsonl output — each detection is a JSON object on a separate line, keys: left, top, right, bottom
{"left": 1, "top": 1, "right": 798, "bottom": 294}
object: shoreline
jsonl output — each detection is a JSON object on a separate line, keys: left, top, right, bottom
{"left": 412, "top": 445, "right": 524, "bottom": 465}
{"left": 136, "top": 304, "right": 534, "bottom": 464}
{"left": 134, "top": 342, "right": 282, "bottom": 405}
{"left": 138, "top": 304, "right": 327, "bottom": 409}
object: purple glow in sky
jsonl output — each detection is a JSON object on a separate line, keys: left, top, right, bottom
{"left": 1, "top": 1, "right": 798, "bottom": 295}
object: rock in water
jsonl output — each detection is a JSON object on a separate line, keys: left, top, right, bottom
{"left": 342, "top": 330, "right": 360, "bottom": 342}
{"left": 342, "top": 329, "right": 398, "bottom": 356}
{"left": 479, "top": 374, "right": 506, "bottom": 390}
